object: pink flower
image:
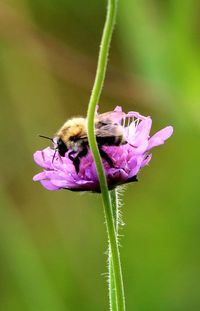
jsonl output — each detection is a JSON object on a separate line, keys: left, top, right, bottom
{"left": 33, "top": 106, "right": 173, "bottom": 192}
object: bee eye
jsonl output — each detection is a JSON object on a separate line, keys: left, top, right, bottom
{"left": 57, "top": 138, "right": 63, "bottom": 146}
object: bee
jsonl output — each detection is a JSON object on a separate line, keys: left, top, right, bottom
{"left": 40, "top": 111, "right": 127, "bottom": 174}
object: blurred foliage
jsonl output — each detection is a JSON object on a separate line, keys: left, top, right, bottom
{"left": 0, "top": 1, "right": 200, "bottom": 311}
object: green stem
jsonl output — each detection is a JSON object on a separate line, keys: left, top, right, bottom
{"left": 109, "top": 253, "right": 117, "bottom": 311}
{"left": 86, "top": 0, "right": 125, "bottom": 311}
{"left": 110, "top": 189, "right": 118, "bottom": 229}
{"left": 109, "top": 189, "right": 119, "bottom": 311}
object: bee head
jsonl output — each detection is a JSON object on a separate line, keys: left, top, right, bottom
{"left": 56, "top": 138, "right": 68, "bottom": 156}
{"left": 39, "top": 135, "right": 68, "bottom": 162}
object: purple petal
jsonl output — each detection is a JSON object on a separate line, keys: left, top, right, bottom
{"left": 128, "top": 165, "right": 141, "bottom": 178}
{"left": 128, "top": 157, "right": 138, "bottom": 170}
{"left": 51, "top": 179, "right": 73, "bottom": 188}
{"left": 125, "top": 122, "right": 136, "bottom": 144}
{"left": 147, "top": 126, "right": 173, "bottom": 151}
{"left": 134, "top": 117, "right": 152, "bottom": 146}
{"left": 95, "top": 105, "right": 99, "bottom": 115}
{"left": 33, "top": 172, "right": 46, "bottom": 181}
{"left": 128, "top": 155, "right": 144, "bottom": 178}
{"left": 134, "top": 140, "right": 149, "bottom": 154}
{"left": 33, "top": 148, "right": 53, "bottom": 169}
{"left": 114, "top": 106, "right": 122, "bottom": 112}
{"left": 141, "top": 154, "right": 152, "bottom": 167}
{"left": 108, "top": 168, "right": 128, "bottom": 184}
{"left": 127, "top": 111, "right": 148, "bottom": 120}
{"left": 40, "top": 180, "right": 60, "bottom": 190}
{"left": 76, "top": 179, "right": 95, "bottom": 186}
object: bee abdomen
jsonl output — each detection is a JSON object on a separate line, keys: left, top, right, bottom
{"left": 96, "top": 135, "right": 125, "bottom": 146}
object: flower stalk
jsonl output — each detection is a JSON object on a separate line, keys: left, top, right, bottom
{"left": 109, "top": 189, "right": 120, "bottom": 310}
{"left": 86, "top": 0, "right": 126, "bottom": 310}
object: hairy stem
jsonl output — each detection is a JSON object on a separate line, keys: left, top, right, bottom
{"left": 86, "top": 0, "right": 125, "bottom": 310}
{"left": 109, "top": 189, "right": 120, "bottom": 311}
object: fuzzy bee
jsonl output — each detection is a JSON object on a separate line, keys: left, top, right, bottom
{"left": 40, "top": 111, "right": 127, "bottom": 174}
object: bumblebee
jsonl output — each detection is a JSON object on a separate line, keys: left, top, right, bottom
{"left": 40, "top": 111, "right": 127, "bottom": 173}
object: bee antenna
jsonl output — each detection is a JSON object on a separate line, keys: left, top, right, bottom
{"left": 38, "top": 135, "right": 54, "bottom": 142}
{"left": 52, "top": 149, "right": 57, "bottom": 163}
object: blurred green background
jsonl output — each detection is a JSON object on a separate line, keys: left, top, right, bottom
{"left": 0, "top": 1, "right": 200, "bottom": 310}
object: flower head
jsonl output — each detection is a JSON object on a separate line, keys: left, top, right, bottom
{"left": 33, "top": 106, "right": 173, "bottom": 192}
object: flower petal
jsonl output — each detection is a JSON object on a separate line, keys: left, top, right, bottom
{"left": 147, "top": 126, "right": 173, "bottom": 151}
{"left": 33, "top": 148, "right": 54, "bottom": 169}
{"left": 109, "top": 168, "right": 128, "bottom": 180}
{"left": 134, "top": 140, "right": 149, "bottom": 154}
{"left": 114, "top": 106, "right": 122, "bottom": 112}
{"left": 128, "top": 155, "right": 144, "bottom": 178}
{"left": 141, "top": 154, "right": 152, "bottom": 167}
{"left": 134, "top": 117, "right": 152, "bottom": 146}
{"left": 51, "top": 179, "right": 73, "bottom": 188}
{"left": 33, "top": 172, "right": 46, "bottom": 181}
{"left": 40, "top": 180, "right": 60, "bottom": 190}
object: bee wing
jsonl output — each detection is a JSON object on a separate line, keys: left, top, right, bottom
{"left": 78, "top": 134, "right": 88, "bottom": 139}
{"left": 95, "top": 123, "right": 122, "bottom": 137}
{"left": 96, "top": 111, "right": 126, "bottom": 124}
{"left": 79, "top": 129, "right": 117, "bottom": 139}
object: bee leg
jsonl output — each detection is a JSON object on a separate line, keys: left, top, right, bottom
{"left": 68, "top": 150, "right": 80, "bottom": 173}
{"left": 68, "top": 150, "right": 76, "bottom": 161}
{"left": 99, "top": 147, "right": 114, "bottom": 168}
{"left": 73, "top": 147, "right": 89, "bottom": 174}
{"left": 68, "top": 151, "right": 80, "bottom": 173}
{"left": 73, "top": 157, "right": 80, "bottom": 174}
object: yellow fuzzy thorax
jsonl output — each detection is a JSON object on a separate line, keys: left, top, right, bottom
{"left": 56, "top": 117, "right": 87, "bottom": 144}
